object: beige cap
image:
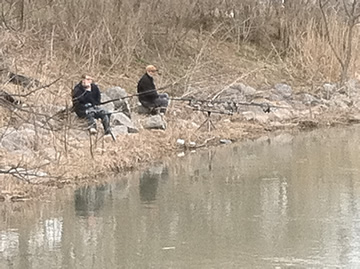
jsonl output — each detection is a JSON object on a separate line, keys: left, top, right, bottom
{"left": 81, "top": 74, "right": 94, "bottom": 80}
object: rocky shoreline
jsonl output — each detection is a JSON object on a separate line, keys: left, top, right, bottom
{"left": 1, "top": 79, "right": 360, "bottom": 201}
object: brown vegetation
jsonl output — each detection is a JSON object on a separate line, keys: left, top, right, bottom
{"left": 1, "top": 0, "right": 360, "bottom": 199}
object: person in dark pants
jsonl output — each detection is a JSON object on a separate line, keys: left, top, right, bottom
{"left": 72, "top": 74, "right": 111, "bottom": 135}
{"left": 137, "top": 65, "right": 169, "bottom": 114}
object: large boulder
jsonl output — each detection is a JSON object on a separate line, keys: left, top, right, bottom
{"left": 99, "top": 94, "right": 115, "bottom": 115}
{"left": 103, "top": 87, "right": 131, "bottom": 118}
{"left": 216, "top": 83, "right": 255, "bottom": 103}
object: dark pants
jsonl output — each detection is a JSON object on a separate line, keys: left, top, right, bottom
{"left": 140, "top": 93, "right": 169, "bottom": 113}
{"left": 76, "top": 107, "right": 110, "bottom": 133}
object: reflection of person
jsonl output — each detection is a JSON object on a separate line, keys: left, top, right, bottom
{"left": 139, "top": 164, "right": 169, "bottom": 202}
{"left": 72, "top": 74, "right": 111, "bottom": 135}
{"left": 139, "top": 170, "right": 159, "bottom": 202}
{"left": 137, "top": 65, "right": 169, "bottom": 114}
{"left": 74, "top": 185, "right": 106, "bottom": 217}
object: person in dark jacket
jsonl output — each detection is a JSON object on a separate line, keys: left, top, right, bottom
{"left": 137, "top": 65, "right": 169, "bottom": 114}
{"left": 72, "top": 75, "right": 111, "bottom": 135}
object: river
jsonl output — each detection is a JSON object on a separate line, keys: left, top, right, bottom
{"left": 2, "top": 125, "right": 360, "bottom": 268}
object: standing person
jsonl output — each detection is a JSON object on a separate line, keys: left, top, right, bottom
{"left": 137, "top": 65, "right": 169, "bottom": 114}
{"left": 72, "top": 74, "right": 111, "bottom": 135}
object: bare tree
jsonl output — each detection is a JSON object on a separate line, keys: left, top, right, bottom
{"left": 319, "top": 0, "right": 360, "bottom": 84}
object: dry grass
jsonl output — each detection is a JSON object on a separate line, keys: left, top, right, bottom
{"left": 1, "top": 0, "right": 360, "bottom": 199}
{"left": 1, "top": 1, "right": 359, "bottom": 88}
{"left": 0, "top": 100, "right": 268, "bottom": 200}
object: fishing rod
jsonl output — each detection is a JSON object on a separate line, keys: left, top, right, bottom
{"left": 192, "top": 108, "right": 234, "bottom": 115}
{"left": 99, "top": 82, "right": 177, "bottom": 106}
{"left": 100, "top": 91, "right": 288, "bottom": 114}
{"left": 169, "top": 96, "right": 290, "bottom": 112}
{"left": 99, "top": 89, "right": 154, "bottom": 105}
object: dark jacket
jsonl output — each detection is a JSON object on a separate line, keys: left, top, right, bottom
{"left": 72, "top": 82, "right": 101, "bottom": 116}
{"left": 137, "top": 73, "right": 159, "bottom": 104}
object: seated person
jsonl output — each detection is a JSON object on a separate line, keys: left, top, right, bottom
{"left": 72, "top": 74, "right": 111, "bottom": 135}
{"left": 137, "top": 65, "right": 169, "bottom": 114}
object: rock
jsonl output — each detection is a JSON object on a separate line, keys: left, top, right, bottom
{"left": 111, "top": 112, "right": 138, "bottom": 133}
{"left": 0, "top": 127, "right": 36, "bottom": 152}
{"left": 105, "top": 86, "right": 128, "bottom": 98}
{"left": 137, "top": 103, "right": 153, "bottom": 114}
{"left": 100, "top": 94, "right": 115, "bottom": 114}
{"left": 321, "top": 83, "right": 337, "bottom": 99}
{"left": 329, "top": 98, "right": 350, "bottom": 110}
{"left": 268, "top": 93, "right": 283, "bottom": 101}
{"left": 254, "top": 113, "right": 269, "bottom": 124}
{"left": 110, "top": 125, "right": 128, "bottom": 136}
{"left": 348, "top": 114, "right": 360, "bottom": 123}
{"left": 189, "top": 142, "right": 196, "bottom": 147}
{"left": 294, "top": 93, "right": 321, "bottom": 105}
{"left": 230, "top": 83, "right": 257, "bottom": 96}
{"left": 274, "top": 83, "right": 292, "bottom": 99}
{"left": 136, "top": 103, "right": 164, "bottom": 116}
{"left": 141, "top": 115, "right": 167, "bottom": 130}
{"left": 241, "top": 111, "right": 256, "bottom": 121}
{"left": 176, "top": 139, "right": 185, "bottom": 145}
{"left": 103, "top": 87, "right": 131, "bottom": 118}
{"left": 216, "top": 83, "right": 253, "bottom": 104}
{"left": 269, "top": 108, "right": 293, "bottom": 121}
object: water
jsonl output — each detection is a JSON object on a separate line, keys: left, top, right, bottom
{"left": 2, "top": 126, "right": 360, "bottom": 268}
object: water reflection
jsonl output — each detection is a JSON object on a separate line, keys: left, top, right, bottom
{"left": 3, "top": 126, "right": 360, "bottom": 268}
{"left": 0, "top": 230, "right": 19, "bottom": 260}
{"left": 139, "top": 163, "right": 169, "bottom": 203}
{"left": 74, "top": 185, "right": 107, "bottom": 216}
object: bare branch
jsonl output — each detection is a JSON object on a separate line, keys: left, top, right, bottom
{"left": 11, "top": 76, "right": 62, "bottom": 98}
{"left": 342, "top": 0, "right": 351, "bottom": 17}
{"left": 319, "top": 0, "right": 345, "bottom": 75}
